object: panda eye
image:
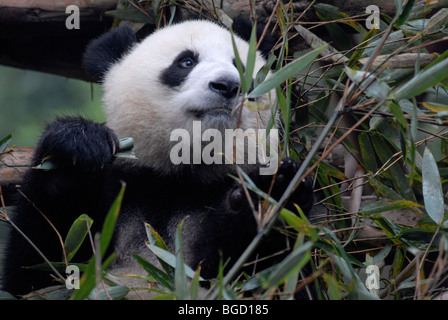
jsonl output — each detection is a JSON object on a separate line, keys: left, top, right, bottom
{"left": 180, "top": 57, "right": 195, "bottom": 68}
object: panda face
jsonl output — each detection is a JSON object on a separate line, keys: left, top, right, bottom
{"left": 102, "top": 21, "right": 276, "bottom": 174}
{"left": 160, "top": 48, "right": 240, "bottom": 125}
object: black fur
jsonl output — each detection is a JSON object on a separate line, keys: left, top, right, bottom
{"left": 232, "top": 17, "right": 276, "bottom": 59}
{"left": 160, "top": 49, "right": 199, "bottom": 88}
{"left": 83, "top": 25, "right": 137, "bottom": 81}
{"left": 1, "top": 117, "right": 313, "bottom": 295}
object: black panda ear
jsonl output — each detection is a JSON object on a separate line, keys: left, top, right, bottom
{"left": 83, "top": 25, "right": 137, "bottom": 81}
{"left": 232, "top": 17, "right": 275, "bottom": 59}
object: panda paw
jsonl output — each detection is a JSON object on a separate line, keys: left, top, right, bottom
{"left": 228, "top": 158, "right": 314, "bottom": 215}
{"left": 33, "top": 116, "right": 119, "bottom": 172}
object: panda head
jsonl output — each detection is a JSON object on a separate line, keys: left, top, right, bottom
{"left": 84, "top": 20, "right": 277, "bottom": 179}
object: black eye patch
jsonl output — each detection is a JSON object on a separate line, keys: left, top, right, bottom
{"left": 160, "top": 50, "right": 199, "bottom": 88}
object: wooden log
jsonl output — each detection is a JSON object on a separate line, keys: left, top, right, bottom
{"left": 0, "top": 147, "right": 33, "bottom": 205}
{"left": 0, "top": 0, "right": 402, "bottom": 80}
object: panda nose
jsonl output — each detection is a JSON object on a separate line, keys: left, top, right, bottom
{"left": 209, "top": 79, "right": 240, "bottom": 99}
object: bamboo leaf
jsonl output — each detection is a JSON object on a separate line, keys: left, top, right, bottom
{"left": 248, "top": 45, "right": 326, "bottom": 99}
{"left": 422, "top": 147, "right": 445, "bottom": 225}
{"left": 87, "top": 286, "right": 129, "bottom": 300}
{"left": 323, "top": 274, "right": 342, "bottom": 300}
{"left": 361, "top": 200, "right": 423, "bottom": 216}
{"left": 145, "top": 222, "right": 174, "bottom": 279}
{"left": 264, "top": 241, "right": 312, "bottom": 288}
{"left": 100, "top": 183, "right": 125, "bottom": 256}
{"left": 244, "top": 22, "right": 258, "bottom": 93}
{"left": 345, "top": 66, "right": 391, "bottom": 101}
{"left": 396, "top": 0, "right": 416, "bottom": 26}
{"left": 392, "top": 57, "right": 448, "bottom": 100}
{"left": 146, "top": 244, "right": 203, "bottom": 280}
{"left": 231, "top": 31, "right": 247, "bottom": 93}
{"left": 133, "top": 254, "right": 174, "bottom": 291}
{"left": 145, "top": 222, "right": 169, "bottom": 250}
{"left": 371, "top": 134, "right": 416, "bottom": 201}
{"left": 64, "top": 214, "right": 93, "bottom": 262}
{"left": 279, "top": 208, "right": 306, "bottom": 233}
{"left": 0, "top": 133, "right": 12, "bottom": 153}
{"left": 331, "top": 254, "right": 379, "bottom": 300}
{"left": 422, "top": 102, "right": 448, "bottom": 113}
{"left": 70, "top": 253, "right": 115, "bottom": 300}
{"left": 175, "top": 218, "right": 188, "bottom": 299}
{"left": 359, "top": 133, "right": 378, "bottom": 173}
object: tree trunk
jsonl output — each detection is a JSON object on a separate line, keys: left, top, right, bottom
{"left": 0, "top": 0, "right": 401, "bottom": 81}
{"left": 0, "top": 147, "right": 33, "bottom": 205}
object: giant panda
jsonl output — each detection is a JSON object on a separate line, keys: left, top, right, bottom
{"left": 1, "top": 19, "right": 314, "bottom": 297}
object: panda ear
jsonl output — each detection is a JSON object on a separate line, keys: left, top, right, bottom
{"left": 232, "top": 17, "right": 275, "bottom": 59}
{"left": 83, "top": 25, "right": 137, "bottom": 81}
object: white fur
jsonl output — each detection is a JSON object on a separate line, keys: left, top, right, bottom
{"left": 103, "top": 20, "right": 277, "bottom": 177}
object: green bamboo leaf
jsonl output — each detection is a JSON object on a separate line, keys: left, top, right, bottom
{"left": 149, "top": 293, "right": 177, "bottom": 300}
{"left": 87, "top": 286, "right": 129, "bottom": 300}
{"left": 0, "top": 133, "right": 12, "bottom": 153}
{"left": 145, "top": 222, "right": 169, "bottom": 250}
{"left": 189, "top": 266, "right": 202, "bottom": 300}
{"left": 392, "top": 57, "right": 448, "bottom": 100}
{"left": 368, "top": 177, "right": 402, "bottom": 201}
{"left": 331, "top": 254, "right": 379, "bottom": 300}
{"left": 100, "top": 183, "right": 125, "bottom": 256}
{"left": 345, "top": 66, "right": 391, "bottom": 101}
{"left": 23, "top": 285, "right": 73, "bottom": 300}
{"left": 133, "top": 254, "right": 174, "bottom": 291}
{"left": 361, "top": 200, "right": 423, "bottom": 216}
{"left": 70, "top": 253, "right": 116, "bottom": 300}
{"left": 422, "top": 147, "right": 445, "bottom": 225}
{"left": 371, "top": 134, "right": 416, "bottom": 201}
{"left": 370, "top": 215, "right": 406, "bottom": 245}
{"left": 316, "top": 160, "right": 347, "bottom": 181}
{"left": 387, "top": 101, "right": 409, "bottom": 131}
{"left": 323, "top": 274, "right": 342, "bottom": 300}
{"left": 144, "top": 222, "right": 174, "bottom": 278}
{"left": 276, "top": 88, "right": 289, "bottom": 126}
{"left": 248, "top": 45, "right": 326, "bottom": 99}
{"left": 264, "top": 241, "right": 312, "bottom": 288}
{"left": 146, "top": 244, "right": 203, "bottom": 280}
{"left": 314, "top": 3, "right": 366, "bottom": 33}
{"left": 70, "top": 185, "right": 124, "bottom": 300}
{"left": 255, "top": 54, "right": 276, "bottom": 86}
{"left": 231, "top": 31, "right": 247, "bottom": 93}
{"left": 395, "top": 0, "right": 415, "bottom": 26}
{"left": 348, "top": 28, "right": 377, "bottom": 68}
{"left": 359, "top": 133, "right": 378, "bottom": 173}
{"left": 64, "top": 214, "right": 93, "bottom": 262}
{"left": 361, "top": 31, "right": 405, "bottom": 58}
{"left": 244, "top": 21, "right": 258, "bottom": 94}
{"left": 279, "top": 208, "right": 306, "bottom": 233}
{"left": 175, "top": 218, "right": 188, "bottom": 299}
{"left": 370, "top": 244, "right": 392, "bottom": 265}
{"left": 399, "top": 227, "right": 442, "bottom": 245}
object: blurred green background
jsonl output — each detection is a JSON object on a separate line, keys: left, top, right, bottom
{"left": 0, "top": 65, "right": 105, "bottom": 147}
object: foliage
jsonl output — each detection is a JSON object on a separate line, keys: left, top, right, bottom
{"left": 1, "top": 0, "right": 448, "bottom": 300}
